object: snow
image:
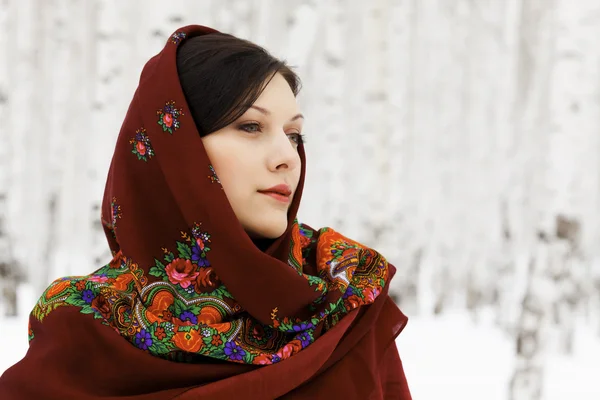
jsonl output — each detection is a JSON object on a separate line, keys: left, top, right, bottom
{"left": 1, "top": 285, "right": 599, "bottom": 399}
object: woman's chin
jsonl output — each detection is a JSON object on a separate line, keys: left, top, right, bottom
{"left": 245, "top": 222, "right": 288, "bottom": 240}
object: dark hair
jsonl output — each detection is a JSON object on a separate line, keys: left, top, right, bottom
{"left": 176, "top": 33, "right": 301, "bottom": 136}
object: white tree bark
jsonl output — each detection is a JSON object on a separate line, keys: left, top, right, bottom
{"left": 0, "top": 0, "right": 20, "bottom": 316}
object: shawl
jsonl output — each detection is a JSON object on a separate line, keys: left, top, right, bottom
{"left": 0, "top": 25, "right": 411, "bottom": 400}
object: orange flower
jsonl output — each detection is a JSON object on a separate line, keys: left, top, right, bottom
{"left": 172, "top": 328, "right": 203, "bottom": 353}
{"left": 197, "top": 305, "right": 222, "bottom": 325}
{"left": 162, "top": 310, "right": 173, "bottom": 321}
{"left": 195, "top": 267, "right": 220, "bottom": 292}
{"left": 91, "top": 295, "right": 111, "bottom": 320}
{"left": 346, "top": 294, "right": 362, "bottom": 309}
{"left": 75, "top": 280, "right": 87, "bottom": 291}
{"left": 211, "top": 334, "right": 223, "bottom": 346}
{"left": 211, "top": 322, "right": 231, "bottom": 333}
{"left": 155, "top": 327, "right": 166, "bottom": 340}
{"left": 145, "top": 290, "right": 174, "bottom": 324}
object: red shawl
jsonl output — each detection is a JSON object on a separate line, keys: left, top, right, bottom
{"left": 0, "top": 25, "right": 411, "bottom": 400}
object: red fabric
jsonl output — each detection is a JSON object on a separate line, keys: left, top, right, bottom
{"left": 0, "top": 25, "right": 411, "bottom": 399}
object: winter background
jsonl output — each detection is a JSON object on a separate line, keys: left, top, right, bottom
{"left": 1, "top": 0, "right": 600, "bottom": 399}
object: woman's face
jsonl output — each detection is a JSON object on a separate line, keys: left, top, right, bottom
{"left": 201, "top": 73, "right": 304, "bottom": 239}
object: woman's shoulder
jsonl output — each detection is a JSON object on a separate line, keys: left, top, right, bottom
{"left": 297, "top": 221, "right": 380, "bottom": 252}
{"left": 31, "top": 260, "right": 127, "bottom": 324}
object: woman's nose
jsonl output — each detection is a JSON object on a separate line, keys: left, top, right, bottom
{"left": 270, "top": 131, "right": 300, "bottom": 171}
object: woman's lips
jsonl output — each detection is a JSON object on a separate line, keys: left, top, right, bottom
{"left": 259, "top": 191, "right": 291, "bottom": 203}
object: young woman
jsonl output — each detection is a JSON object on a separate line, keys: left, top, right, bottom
{"left": 0, "top": 25, "right": 411, "bottom": 399}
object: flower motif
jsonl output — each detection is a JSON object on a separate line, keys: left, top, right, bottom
{"left": 292, "top": 322, "right": 314, "bottom": 332}
{"left": 208, "top": 165, "right": 221, "bottom": 185}
{"left": 253, "top": 354, "right": 271, "bottom": 365}
{"left": 173, "top": 329, "right": 203, "bottom": 353}
{"left": 296, "top": 332, "right": 313, "bottom": 348}
{"left": 278, "top": 340, "right": 303, "bottom": 360}
{"left": 135, "top": 329, "right": 153, "bottom": 350}
{"left": 88, "top": 274, "right": 109, "bottom": 283}
{"left": 191, "top": 244, "right": 210, "bottom": 267}
{"left": 191, "top": 225, "right": 211, "bottom": 257}
{"left": 362, "top": 287, "right": 377, "bottom": 303}
{"left": 165, "top": 258, "right": 199, "bottom": 289}
{"left": 197, "top": 305, "right": 222, "bottom": 325}
{"left": 75, "top": 280, "right": 87, "bottom": 291}
{"left": 155, "top": 327, "right": 166, "bottom": 340}
{"left": 346, "top": 294, "right": 361, "bottom": 309}
{"left": 170, "top": 31, "right": 186, "bottom": 45}
{"left": 201, "top": 328, "right": 212, "bottom": 338}
{"left": 224, "top": 341, "right": 246, "bottom": 361}
{"left": 195, "top": 267, "right": 220, "bottom": 292}
{"left": 129, "top": 128, "right": 155, "bottom": 161}
{"left": 271, "top": 354, "right": 281, "bottom": 363}
{"left": 157, "top": 101, "right": 183, "bottom": 134}
{"left": 342, "top": 286, "right": 354, "bottom": 299}
{"left": 111, "top": 197, "right": 122, "bottom": 227}
{"left": 179, "top": 311, "right": 198, "bottom": 325}
{"left": 162, "top": 310, "right": 173, "bottom": 321}
{"left": 91, "top": 295, "right": 111, "bottom": 320}
{"left": 211, "top": 334, "right": 223, "bottom": 346}
{"left": 81, "top": 289, "right": 95, "bottom": 304}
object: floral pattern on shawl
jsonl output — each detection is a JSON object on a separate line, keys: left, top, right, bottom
{"left": 30, "top": 221, "right": 389, "bottom": 365}
{"left": 157, "top": 101, "right": 183, "bottom": 134}
{"left": 129, "top": 128, "right": 155, "bottom": 161}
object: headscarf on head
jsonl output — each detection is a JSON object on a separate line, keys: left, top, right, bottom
{"left": 0, "top": 25, "right": 411, "bottom": 400}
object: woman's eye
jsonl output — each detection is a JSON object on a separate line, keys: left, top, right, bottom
{"left": 287, "top": 133, "right": 305, "bottom": 145}
{"left": 239, "top": 123, "right": 262, "bottom": 133}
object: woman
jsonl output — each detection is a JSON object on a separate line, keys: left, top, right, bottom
{"left": 0, "top": 25, "right": 411, "bottom": 399}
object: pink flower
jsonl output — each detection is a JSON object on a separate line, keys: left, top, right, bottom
{"left": 162, "top": 113, "right": 173, "bottom": 127}
{"left": 253, "top": 354, "right": 271, "bottom": 365}
{"left": 165, "top": 258, "right": 198, "bottom": 288}
{"left": 362, "top": 287, "right": 376, "bottom": 303}
{"left": 88, "top": 275, "right": 109, "bottom": 283}
{"left": 136, "top": 141, "right": 147, "bottom": 155}
{"left": 277, "top": 340, "right": 303, "bottom": 361}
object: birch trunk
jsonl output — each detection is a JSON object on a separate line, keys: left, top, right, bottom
{"left": 0, "top": 0, "right": 20, "bottom": 316}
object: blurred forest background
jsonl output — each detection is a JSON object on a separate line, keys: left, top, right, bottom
{"left": 1, "top": 1, "right": 600, "bottom": 399}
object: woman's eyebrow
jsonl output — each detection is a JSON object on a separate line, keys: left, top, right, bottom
{"left": 249, "top": 105, "right": 304, "bottom": 121}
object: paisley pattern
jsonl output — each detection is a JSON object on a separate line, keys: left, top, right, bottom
{"left": 31, "top": 221, "right": 389, "bottom": 365}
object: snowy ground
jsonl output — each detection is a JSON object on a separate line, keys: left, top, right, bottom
{"left": 1, "top": 285, "right": 598, "bottom": 399}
